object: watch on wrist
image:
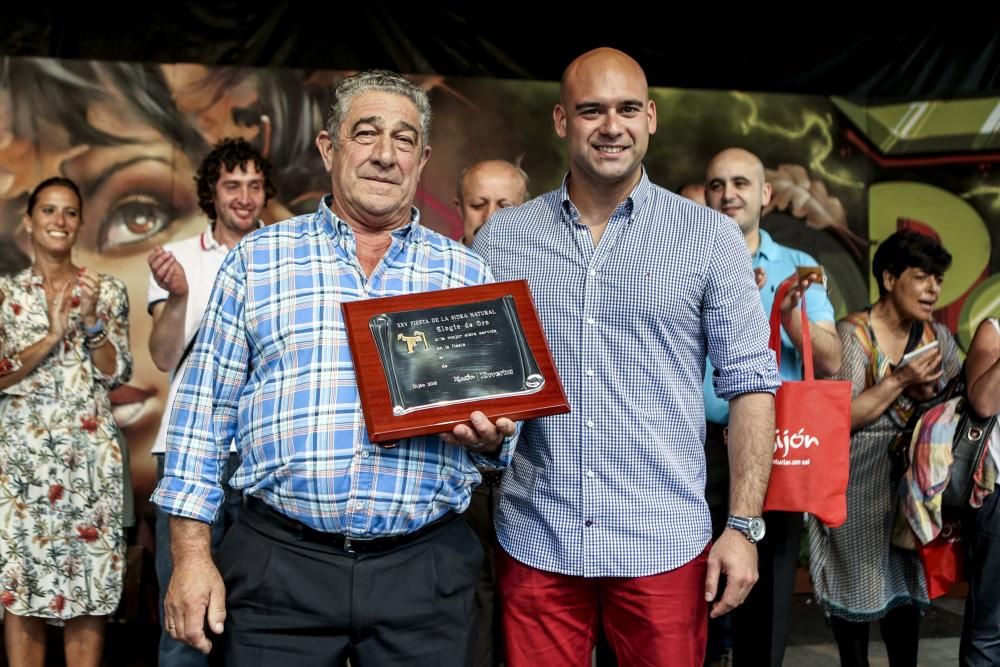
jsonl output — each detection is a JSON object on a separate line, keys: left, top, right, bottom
{"left": 726, "top": 515, "right": 766, "bottom": 544}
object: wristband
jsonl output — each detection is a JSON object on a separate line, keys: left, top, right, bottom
{"left": 84, "top": 320, "right": 106, "bottom": 337}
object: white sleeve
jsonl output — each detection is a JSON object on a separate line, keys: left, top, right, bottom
{"left": 147, "top": 269, "right": 168, "bottom": 314}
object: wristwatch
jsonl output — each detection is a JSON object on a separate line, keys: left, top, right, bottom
{"left": 726, "top": 515, "right": 766, "bottom": 544}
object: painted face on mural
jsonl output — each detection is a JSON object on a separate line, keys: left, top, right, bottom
{"left": 554, "top": 49, "right": 656, "bottom": 192}
{"left": 0, "top": 59, "right": 321, "bottom": 498}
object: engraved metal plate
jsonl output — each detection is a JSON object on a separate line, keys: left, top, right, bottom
{"left": 369, "top": 295, "right": 543, "bottom": 415}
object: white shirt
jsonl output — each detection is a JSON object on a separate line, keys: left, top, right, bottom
{"left": 147, "top": 226, "right": 232, "bottom": 454}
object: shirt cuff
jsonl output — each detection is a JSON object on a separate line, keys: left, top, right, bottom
{"left": 152, "top": 476, "right": 223, "bottom": 524}
{"left": 469, "top": 429, "right": 518, "bottom": 469}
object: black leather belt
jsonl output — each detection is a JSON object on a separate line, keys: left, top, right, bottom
{"left": 243, "top": 496, "right": 456, "bottom": 554}
{"left": 480, "top": 469, "right": 504, "bottom": 487}
{"left": 705, "top": 421, "right": 728, "bottom": 445}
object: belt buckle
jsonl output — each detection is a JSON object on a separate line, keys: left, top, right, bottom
{"left": 342, "top": 536, "right": 377, "bottom": 553}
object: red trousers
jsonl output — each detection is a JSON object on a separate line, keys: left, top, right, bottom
{"left": 497, "top": 546, "right": 709, "bottom": 667}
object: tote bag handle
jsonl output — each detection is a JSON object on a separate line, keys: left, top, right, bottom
{"left": 768, "top": 278, "right": 813, "bottom": 381}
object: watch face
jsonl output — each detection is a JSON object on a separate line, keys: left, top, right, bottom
{"left": 748, "top": 517, "right": 766, "bottom": 542}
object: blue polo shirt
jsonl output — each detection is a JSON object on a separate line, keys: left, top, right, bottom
{"left": 704, "top": 229, "right": 835, "bottom": 424}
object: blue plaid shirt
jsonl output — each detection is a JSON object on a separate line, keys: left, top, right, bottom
{"left": 474, "top": 171, "right": 780, "bottom": 577}
{"left": 153, "top": 197, "right": 513, "bottom": 537}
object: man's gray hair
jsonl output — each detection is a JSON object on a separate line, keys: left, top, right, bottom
{"left": 325, "top": 70, "right": 432, "bottom": 146}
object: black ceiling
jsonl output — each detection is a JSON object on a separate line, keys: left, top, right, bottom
{"left": 3, "top": 5, "right": 999, "bottom": 101}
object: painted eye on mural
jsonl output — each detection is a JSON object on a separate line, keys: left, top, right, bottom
{"left": 98, "top": 195, "right": 176, "bottom": 252}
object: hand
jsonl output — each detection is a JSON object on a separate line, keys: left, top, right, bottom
{"left": 705, "top": 529, "right": 759, "bottom": 618}
{"left": 892, "top": 349, "right": 944, "bottom": 389}
{"left": 754, "top": 267, "right": 767, "bottom": 290}
{"left": 164, "top": 554, "right": 226, "bottom": 654}
{"left": 148, "top": 246, "right": 189, "bottom": 298}
{"left": 778, "top": 273, "right": 819, "bottom": 321}
{"left": 439, "top": 410, "right": 516, "bottom": 453}
{"left": 47, "top": 282, "right": 73, "bottom": 341}
{"left": 76, "top": 267, "right": 101, "bottom": 326}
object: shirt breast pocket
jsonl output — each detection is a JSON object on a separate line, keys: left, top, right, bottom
{"left": 248, "top": 285, "right": 344, "bottom": 362}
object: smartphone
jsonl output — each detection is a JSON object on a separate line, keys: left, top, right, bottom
{"left": 896, "top": 340, "right": 940, "bottom": 368}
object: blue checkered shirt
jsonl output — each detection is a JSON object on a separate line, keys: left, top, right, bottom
{"left": 153, "top": 197, "right": 514, "bottom": 537}
{"left": 473, "top": 171, "right": 780, "bottom": 577}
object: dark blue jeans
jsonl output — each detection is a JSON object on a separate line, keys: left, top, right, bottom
{"left": 154, "top": 452, "right": 242, "bottom": 666}
{"left": 961, "top": 483, "right": 1000, "bottom": 666}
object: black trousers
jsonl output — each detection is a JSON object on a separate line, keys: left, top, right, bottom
{"left": 219, "top": 500, "right": 483, "bottom": 667}
{"left": 960, "top": 484, "right": 1000, "bottom": 666}
{"left": 705, "top": 429, "right": 802, "bottom": 667}
{"left": 830, "top": 606, "right": 920, "bottom": 667}
{"left": 731, "top": 511, "right": 802, "bottom": 667}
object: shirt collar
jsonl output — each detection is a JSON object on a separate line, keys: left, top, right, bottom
{"left": 317, "top": 194, "right": 423, "bottom": 242}
{"left": 559, "top": 167, "right": 652, "bottom": 225}
{"left": 754, "top": 228, "right": 776, "bottom": 262}
{"left": 201, "top": 225, "right": 222, "bottom": 251}
{"left": 202, "top": 220, "right": 264, "bottom": 251}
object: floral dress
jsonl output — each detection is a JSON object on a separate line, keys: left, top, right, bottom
{"left": 0, "top": 268, "right": 133, "bottom": 619}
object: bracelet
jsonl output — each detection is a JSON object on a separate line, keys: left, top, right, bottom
{"left": 83, "top": 320, "right": 106, "bottom": 337}
{"left": 85, "top": 331, "right": 109, "bottom": 350}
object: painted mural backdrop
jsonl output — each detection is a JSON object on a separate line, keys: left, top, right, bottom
{"left": 3, "top": 56, "right": 1000, "bottom": 509}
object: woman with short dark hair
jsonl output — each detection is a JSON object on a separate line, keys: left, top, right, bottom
{"left": 808, "top": 230, "right": 961, "bottom": 666}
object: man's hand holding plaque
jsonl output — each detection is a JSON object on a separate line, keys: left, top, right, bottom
{"left": 439, "top": 410, "right": 517, "bottom": 453}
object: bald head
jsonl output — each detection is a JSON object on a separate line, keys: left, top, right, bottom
{"left": 555, "top": 48, "right": 656, "bottom": 192}
{"left": 706, "top": 148, "right": 766, "bottom": 184}
{"left": 678, "top": 183, "right": 706, "bottom": 206}
{"left": 704, "top": 147, "right": 772, "bottom": 237}
{"left": 455, "top": 160, "right": 530, "bottom": 246}
{"left": 560, "top": 48, "right": 649, "bottom": 105}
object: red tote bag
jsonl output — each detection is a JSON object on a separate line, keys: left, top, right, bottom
{"left": 762, "top": 280, "right": 852, "bottom": 527}
{"left": 919, "top": 518, "right": 965, "bottom": 599}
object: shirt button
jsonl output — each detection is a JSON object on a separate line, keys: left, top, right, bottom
{"left": 588, "top": 269, "right": 597, "bottom": 277}
{"left": 585, "top": 520, "right": 593, "bottom": 527}
{"left": 586, "top": 469, "right": 596, "bottom": 478}
{"left": 361, "top": 451, "right": 370, "bottom": 459}
{"left": 585, "top": 419, "right": 595, "bottom": 429}
{"left": 585, "top": 369, "right": 595, "bottom": 377}
{"left": 586, "top": 317, "right": 595, "bottom": 325}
